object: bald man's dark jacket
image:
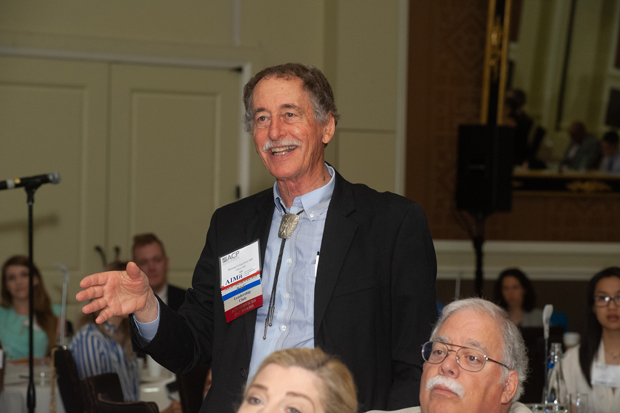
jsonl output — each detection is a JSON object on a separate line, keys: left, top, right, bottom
{"left": 131, "top": 170, "right": 437, "bottom": 412}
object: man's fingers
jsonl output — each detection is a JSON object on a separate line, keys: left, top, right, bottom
{"left": 76, "top": 285, "right": 106, "bottom": 302}
{"left": 79, "top": 272, "right": 109, "bottom": 289}
{"left": 81, "top": 296, "right": 107, "bottom": 314}
{"left": 96, "top": 307, "right": 113, "bottom": 324}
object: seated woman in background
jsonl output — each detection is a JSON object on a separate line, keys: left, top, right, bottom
{"left": 0, "top": 255, "right": 59, "bottom": 360}
{"left": 559, "top": 267, "right": 620, "bottom": 413}
{"left": 494, "top": 268, "right": 543, "bottom": 327}
{"left": 237, "top": 347, "right": 357, "bottom": 413}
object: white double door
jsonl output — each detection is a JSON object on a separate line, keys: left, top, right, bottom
{"left": 0, "top": 55, "right": 242, "bottom": 315}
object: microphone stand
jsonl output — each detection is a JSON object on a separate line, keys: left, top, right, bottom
{"left": 57, "top": 264, "right": 70, "bottom": 346}
{"left": 25, "top": 183, "right": 41, "bottom": 413}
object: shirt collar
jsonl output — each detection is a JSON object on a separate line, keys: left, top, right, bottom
{"left": 272, "top": 164, "right": 335, "bottom": 220}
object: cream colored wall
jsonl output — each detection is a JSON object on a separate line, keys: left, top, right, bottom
{"left": 3, "top": 1, "right": 611, "bottom": 328}
{"left": 0, "top": 1, "right": 406, "bottom": 322}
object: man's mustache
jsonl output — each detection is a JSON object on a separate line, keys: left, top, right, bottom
{"left": 426, "top": 375, "right": 465, "bottom": 399}
{"left": 262, "top": 138, "right": 302, "bottom": 152}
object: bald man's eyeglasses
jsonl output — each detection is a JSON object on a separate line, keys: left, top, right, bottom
{"left": 421, "top": 341, "right": 510, "bottom": 372}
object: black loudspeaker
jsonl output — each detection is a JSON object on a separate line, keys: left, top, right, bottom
{"left": 455, "top": 124, "right": 514, "bottom": 215}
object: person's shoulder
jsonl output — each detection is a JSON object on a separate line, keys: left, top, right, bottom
{"left": 52, "top": 304, "right": 62, "bottom": 316}
{"left": 563, "top": 344, "right": 581, "bottom": 360}
{"left": 338, "top": 174, "right": 421, "bottom": 211}
{"left": 0, "top": 305, "right": 11, "bottom": 316}
{"left": 167, "top": 284, "right": 185, "bottom": 294}
{"left": 509, "top": 402, "right": 533, "bottom": 413}
{"left": 583, "top": 135, "right": 601, "bottom": 148}
{"left": 72, "top": 322, "right": 106, "bottom": 343}
{"left": 214, "top": 187, "right": 273, "bottom": 216}
{"left": 366, "top": 408, "right": 420, "bottom": 413}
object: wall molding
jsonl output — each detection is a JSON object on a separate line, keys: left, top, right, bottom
{"left": 434, "top": 239, "right": 620, "bottom": 255}
{"left": 0, "top": 33, "right": 260, "bottom": 199}
{"left": 434, "top": 240, "right": 620, "bottom": 280}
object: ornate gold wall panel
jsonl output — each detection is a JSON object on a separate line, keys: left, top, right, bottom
{"left": 406, "top": 0, "right": 620, "bottom": 242}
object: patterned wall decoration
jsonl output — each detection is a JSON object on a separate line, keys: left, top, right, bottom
{"left": 406, "top": 0, "right": 620, "bottom": 242}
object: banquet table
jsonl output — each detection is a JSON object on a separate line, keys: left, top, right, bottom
{"left": 0, "top": 362, "right": 65, "bottom": 413}
{"left": 139, "top": 366, "right": 177, "bottom": 411}
{"left": 1, "top": 360, "right": 180, "bottom": 412}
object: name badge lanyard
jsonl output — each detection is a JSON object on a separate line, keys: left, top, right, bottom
{"left": 263, "top": 205, "right": 304, "bottom": 339}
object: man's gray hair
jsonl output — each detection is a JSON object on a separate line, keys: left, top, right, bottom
{"left": 242, "top": 63, "right": 340, "bottom": 133}
{"left": 430, "top": 298, "right": 528, "bottom": 402}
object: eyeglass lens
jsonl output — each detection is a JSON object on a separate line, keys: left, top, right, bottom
{"left": 422, "top": 342, "right": 486, "bottom": 371}
{"left": 594, "top": 296, "right": 620, "bottom": 307}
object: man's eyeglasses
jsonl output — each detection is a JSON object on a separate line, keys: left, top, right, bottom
{"left": 421, "top": 341, "right": 510, "bottom": 372}
{"left": 594, "top": 295, "right": 620, "bottom": 307}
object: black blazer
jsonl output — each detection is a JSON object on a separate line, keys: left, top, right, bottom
{"left": 131, "top": 171, "right": 437, "bottom": 412}
{"left": 166, "top": 284, "right": 186, "bottom": 312}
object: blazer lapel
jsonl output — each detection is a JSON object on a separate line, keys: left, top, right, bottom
{"left": 314, "top": 173, "right": 357, "bottom": 338}
{"left": 243, "top": 192, "right": 275, "bottom": 355}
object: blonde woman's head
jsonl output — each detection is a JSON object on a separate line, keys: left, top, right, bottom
{"left": 238, "top": 348, "right": 357, "bottom": 413}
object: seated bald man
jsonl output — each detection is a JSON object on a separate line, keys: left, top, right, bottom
{"left": 369, "top": 298, "right": 530, "bottom": 413}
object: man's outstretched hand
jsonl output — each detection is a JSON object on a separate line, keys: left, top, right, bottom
{"left": 76, "top": 261, "right": 158, "bottom": 324}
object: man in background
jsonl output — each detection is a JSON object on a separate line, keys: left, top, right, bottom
{"left": 560, "top": 121, "right": 601, "bottom": 172}
{"left": 132, "top": 233, "right": 185, "bottom": 311}
{"left": 599, "top": 130, "right": 620, "bottom": 174}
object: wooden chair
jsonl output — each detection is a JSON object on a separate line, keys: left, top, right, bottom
{"left": 96, "top": 394, "right": 159, "bottom": 413}
{"left": 176, "top": 362, "right": 211, "bottom": 413}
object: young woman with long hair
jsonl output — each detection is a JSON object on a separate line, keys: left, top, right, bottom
{"left": 0, "top": 255, "right": 59, "bottom": 360}
{"left": 560, "top": 267, "right": 620, "bottom": 413}
{"left": 494, "top": 268, "right": 543, "bottom": 327}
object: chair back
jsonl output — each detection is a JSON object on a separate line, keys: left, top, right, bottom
{"left": 83, "top": 372, "right": 125, "bottom": 411}
{"left": 54, "top": 347, "right": 87, "bottom": 413}
{"left": 176, "top": 363, "right": 210, "bottom": 413}
{"left": 96, "top": 393, "right": 159, "bottom": 413}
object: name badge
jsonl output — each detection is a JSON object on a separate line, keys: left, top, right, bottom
{"left": 220, "top": 240, "right": 263, "bottom": 323}
{"left": 591, "top": 362, "right": 620, "bottom": 387}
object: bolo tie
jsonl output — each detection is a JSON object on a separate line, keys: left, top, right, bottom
{"left": 263, "top": 204, "right": 304, "bottom": 339}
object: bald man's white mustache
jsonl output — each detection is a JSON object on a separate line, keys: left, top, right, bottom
{"left": 261, "top": 138, "right": 302, "bottom": 153}
{"left": 426, "top": 375, "right": 465, "bottom": 399}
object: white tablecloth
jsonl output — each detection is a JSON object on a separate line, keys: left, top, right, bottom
{"left": 1, "top": 362, "right": 177, "bottom": 412}
{"left": 0, "top": 363, "right": 65, "bottom": 413}
{"left": 139, "top": 366, "right": 176, "bottom": 411}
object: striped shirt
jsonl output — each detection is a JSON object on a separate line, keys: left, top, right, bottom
{"left": 69, "top": 322, "right": 140, "bottom": 401}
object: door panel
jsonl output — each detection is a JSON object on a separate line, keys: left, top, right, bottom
{"left": 0, "top": 56, "right": 108, "bottom": 319}
{"left": 109, "top": 64, "right": 241, "bottom": 286}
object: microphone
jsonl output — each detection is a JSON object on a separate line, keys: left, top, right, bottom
{"left": 0, "top": 172, "right": 61, "bottom": 190}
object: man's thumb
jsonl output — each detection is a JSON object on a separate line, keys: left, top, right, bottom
{"left": 126, "top": 261, "right": 143, "bottom": 279}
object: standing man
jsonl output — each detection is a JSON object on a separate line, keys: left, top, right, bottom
{"left": 77, "top": 63, "right": 437, "bottom": 412}
{"left": 131, "top": 233, "right": 185, "bottom": 311}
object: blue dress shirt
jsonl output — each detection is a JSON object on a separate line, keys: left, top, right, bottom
{"left": 248, "top": 165, "right": 335, "bottom": 378}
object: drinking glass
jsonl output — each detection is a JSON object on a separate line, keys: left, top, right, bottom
{"left": 573, "top": 393, "right": 589, "bottom": 413}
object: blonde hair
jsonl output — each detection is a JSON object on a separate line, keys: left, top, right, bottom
{"left": 245, "top": 348, "right": 358, "bottom": 413}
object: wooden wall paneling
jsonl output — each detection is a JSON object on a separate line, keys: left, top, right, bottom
{"left": 407, "top": 1, "right": 620, "bottom": 242}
